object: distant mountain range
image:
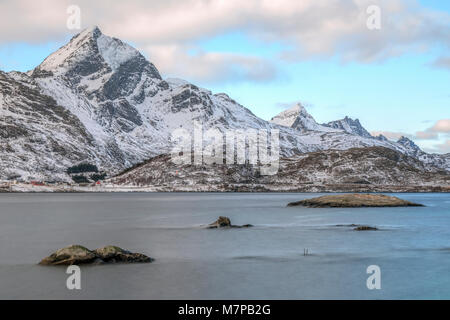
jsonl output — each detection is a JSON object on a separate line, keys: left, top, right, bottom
{"left": 0, "top": 26, "right": 448, "bottom": 187}
{"left": 269, "top": 103, "right": 449, "bottom": 170}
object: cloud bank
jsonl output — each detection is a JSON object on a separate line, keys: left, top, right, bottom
{"left": 1, "top": 0, "right": 450, "bottom": 83}
{"left": 372, "top": 119, "right": 450, "bottom": 153}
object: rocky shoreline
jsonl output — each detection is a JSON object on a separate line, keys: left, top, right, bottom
{"left": 1, "top": 183, "right": 449, "bottom": 193}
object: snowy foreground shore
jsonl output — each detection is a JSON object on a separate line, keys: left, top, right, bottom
{"left": 0, "top": 183, "right": 151, "bottom": 193}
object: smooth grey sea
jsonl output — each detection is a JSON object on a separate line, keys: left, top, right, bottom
{"left": 0, "top": 192, "right": 449, "bottom": 299}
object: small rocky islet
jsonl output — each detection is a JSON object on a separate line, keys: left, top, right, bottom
{"left": 39, "top": 245, "right": 153, "bottom": 266}
{"left": 287, "top": 193, "right": 424, "bottom": 208}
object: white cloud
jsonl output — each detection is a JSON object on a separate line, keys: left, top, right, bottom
{"left": 425, "top": 139, "right": 450, "bottom": 154}
{"left": 1, "top": 0, "right": 450, "bottom": 82}
{"left": 436, "top": 139, "right": 450, "bottom": 153}
{"left": 142, "top": 44, "right": 277, "bottom": 84}
{"left": 432, "top": 56, "right": 450, "bottom": 70}
{"left": 274, "top": 100, "right": 314, "bottom": 110}
{"left": 415, "top": 131, "right": 438, "bottom": 140}
{"left": 430, "top": 119, "right": 450, "bottom": 133}
{"left": 411, "top": 119, "right": 450, "bottom": 141}
{"left": 372, "top": 119, "right": 450, "bottom": 142}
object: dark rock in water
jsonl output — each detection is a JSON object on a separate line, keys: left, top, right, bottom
{"left": 207, "top": 216, "right": 253, "bottom": 229}
{"left": 354, "top": 226, "right": 378, "bottom": 231}
{"left": 209, "top": 216, "right": 232, "bottom": 228}
{"left": 94, "top": 246, "right": 153, "bottom": 263}
{"left": 287, "top": 194, "right": 424, "bottom": 208}
{"left": 335, "top": 224, "right": 378, "bottom": 230}
{"left": 39, "top": 245, "right": 153, "bottom": 266}
{"left": 228, "top": 223, "right": 254, "bottom": 229}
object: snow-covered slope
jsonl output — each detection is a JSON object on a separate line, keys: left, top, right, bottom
{"left": 396, "top": 136, "right": 450, "bottom": 169}
{"left": 111, "top": 147, "right": 450, "bottom": 192}
{"left": 1, "top": 26, "right": 449, "bottom": 181}
{"left": 0, "top": 71, "right": 99, "bottom": 181}
{"left": 397, "top": 136, "right": 422, "bottom": 156}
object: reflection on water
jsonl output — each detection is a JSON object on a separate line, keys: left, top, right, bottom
{"left": 0, "top": 192, "right": 449, "bottom": 299}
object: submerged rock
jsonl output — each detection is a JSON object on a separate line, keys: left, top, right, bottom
{"left": 354, "top": 225, "right": 378, "bottom": 231}
{"left": 287, "top": 194, "right": 424, "bottom": 208}
{"left": 335, "top": 224, "right": 378, "bottom": 230}
{"left": 207, "top": 216, "right": 253, "bottom": 229}
{"left": 39, "top": 245, "right": 153, "bottom": 265}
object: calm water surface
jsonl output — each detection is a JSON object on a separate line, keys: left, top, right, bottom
{"left": 0, "top": 193, "right": 449, "bottom": 299}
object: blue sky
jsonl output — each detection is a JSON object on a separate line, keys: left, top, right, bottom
{"left": 0, "top": 0, "right": 449, "bottom": 153}
{"left": 202, "top": 36, "right": 450, "bottom": 152}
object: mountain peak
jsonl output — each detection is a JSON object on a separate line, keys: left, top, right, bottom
{"left": 36, "top": 27, "right": 102, "bottom": 74}
{"left": 85, "top": 25, "right": 102, "bottom": 35}
{"left": 291, "top": 102, "right": 306, "bottom": 112}
{"left": 34, "top": 25, "right": 157, "bottom": 78}
{"left": 270, "top": 103, "right": 339, "bottom": 132}
{"left": 32, "top": 26, "right": 161, "bottom": 83}
{"left": 270, "top": 103, "right": 314, "bottom": 128}
{"left": 397, "top": 136, "right": 422, "bottom": 153}
{"left": 375, "top": 134, "right": 388, "bottom": 141}
{"left": 324, "top": 116, "right": 372, "bottom": 138}
{"left": 398, "top": 136, "right": 414, "bottom": 144}
{"left": 75, "top": 25, "right": 103, "bottom": 40}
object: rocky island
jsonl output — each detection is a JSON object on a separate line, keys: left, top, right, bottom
{"left": 39, "top": 245, "right": 153, "bottom": 265}
{"left": 287, "top": 193, "right": 424, "bottom": 208}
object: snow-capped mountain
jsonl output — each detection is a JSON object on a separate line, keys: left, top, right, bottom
{"left": 271, "top": 105, "right": 372, "bottom": 137}
{"left": 270, "top": 103, "right": 338, "bottom": 132}
{"left": 32, "top": 26, "right": 166, "bottom": 165}
{"left": 270, "top": 103, "right": 450, "bottom": 170}
{"left": 1, "top": 26, "right": 449, "bottom": 182}
{"left": 324, "top": 117, "right": 372, "bottom": 138}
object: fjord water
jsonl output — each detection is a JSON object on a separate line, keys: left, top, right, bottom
{"left": 0, "top": 193, "right": 449, "bottom": 299}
